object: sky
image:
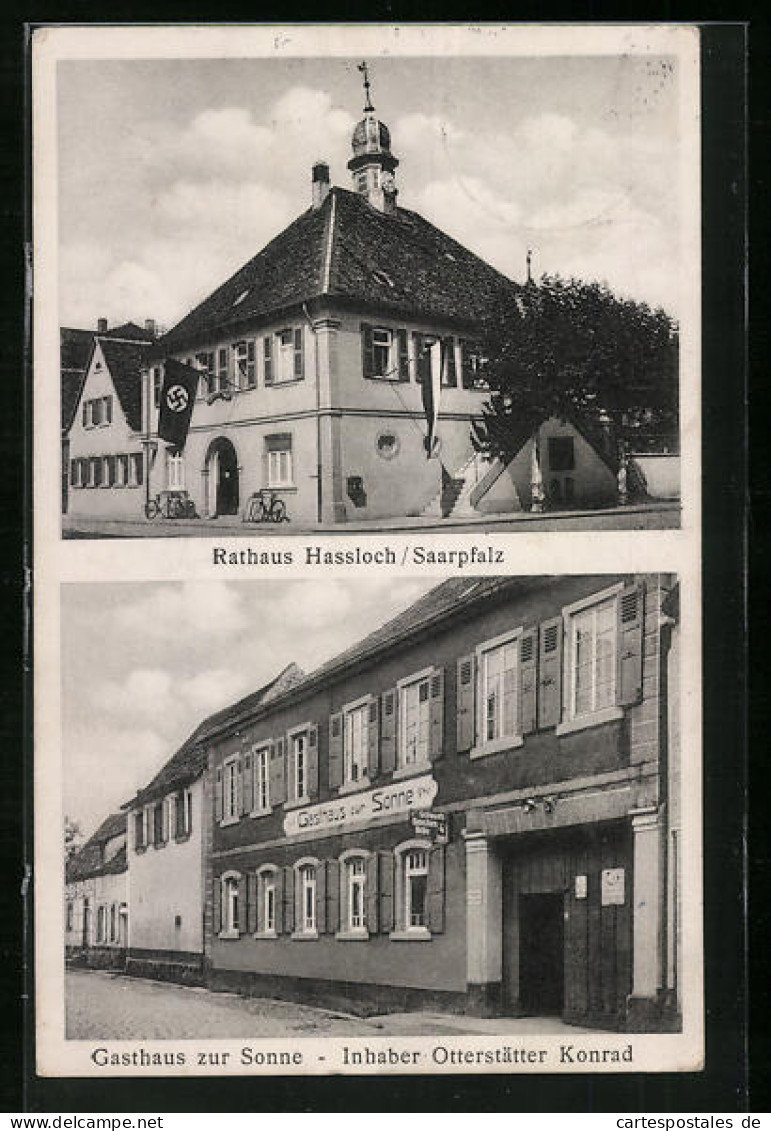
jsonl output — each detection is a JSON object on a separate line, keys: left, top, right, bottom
{"left": 61, "top": 576, "right": 439, "bottom": 839}
{"left": 57, "top": 51, "right": 683, "bottom": 332}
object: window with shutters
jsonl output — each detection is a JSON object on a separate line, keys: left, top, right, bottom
{"left": 396, "top": 668, "right": 434, "bottom": 773}
{"left": 96, "top": 905, "right": 107, "bottom": 944}
{"left": 164, "top": 794, "right": 176, "bottom": 841}
{"left": 65, "top": 901, "right": 74, "bottom": 932}
{"left": 220, "top": 871, "right": 241, "bottom": 938}
{"left": 234, "top": 339, "right": 256, "bottom": 389}
{"left": 440, "top": 337, "right": 458, "bottom": 387}
{"left": 472, "top": 627, "right": 524, "bottom": 757}
{"left": 174, "top": 788, "right": 192, "bottom": 840}
{"left": 221, "top": 757, "right": 240, "bottom": 825}
{"left": 272, "top": 328, "right": 303, "bottom": 383}
{"left": 343, "top": 698, "right": 370, "bottom": 787}
{"left": 338, "top": 851, "right": 369, "bottom": 938}
{"left": 557, "top": 582, "right": 631, "bottom": 735}
{"left": 391, "top": 840, "right": 439, "bottom": 940}
{"left": 134, "top": 809, "right": 146, "bottom": 852}
{"left": 287, "top": 727, "right": 315, "bottom": 805}
{"left": 250, "top": 745, "right": 271, "bottom": 814}
{"left": 293, "top": 859, "right": 319, "bottom": 937}
{"left": 256, "top": 867, "right": 278, "bottom": 936}
{"left": 152, "top": 801, "right": 164, "bottom": 847}
{"left": 372, "top": 328, "right": 394, "bottom": 376}
{"left": 361, "top": 324, "right": 409, "bottom": 380}
{"left": 215, "top": 347, "right": 229, "bottom": 393}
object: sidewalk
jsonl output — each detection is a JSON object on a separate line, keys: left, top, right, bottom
{"left": 62, "top": 500, "right": 680, "bottom": 539}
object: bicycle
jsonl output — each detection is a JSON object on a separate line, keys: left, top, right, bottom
{"left": 144, "top": 491, "right": 199, "bottom": 520}
{"left": 242, "top": 490, "right": 290, "bottom": 524}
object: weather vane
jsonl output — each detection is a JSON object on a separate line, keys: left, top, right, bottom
{"left": 358, "top": 61, "right": 375, "bottom": 113}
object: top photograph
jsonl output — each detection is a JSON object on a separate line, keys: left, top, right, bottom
{"left": 50, "top": 32, "right": 693, "bottom": 538}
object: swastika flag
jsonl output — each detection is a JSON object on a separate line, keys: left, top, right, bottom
{"left": 158, "top": 358, "right": 200, "bottom": 450}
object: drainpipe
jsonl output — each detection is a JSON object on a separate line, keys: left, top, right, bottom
{"left": 302, "top": 303, "right": 323, "bottom": 524}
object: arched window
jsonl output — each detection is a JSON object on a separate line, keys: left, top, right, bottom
{"left": 219, "top": 870, "right": 242, "bottom": 938}
{"left": 256, "top": 866, "right": 279, "bottom": 937}
{"left": 338, "top": 851, "right": 370, "bottom": 937}
{"left": 393, "top": 839, "right": 439, "bottom": 940}
{"left": 293, "top": 858, "right": 320, "bottom": 937}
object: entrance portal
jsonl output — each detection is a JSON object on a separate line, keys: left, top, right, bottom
{"left": 518, "top": 893, "right": 564, "bottom": 1015}
{"left": 206, "top": 437, "right": 239, "bottom": 517}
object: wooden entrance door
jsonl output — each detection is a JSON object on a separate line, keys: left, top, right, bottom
{"left": 519, "top": 892, "right": 565, "bottom": 1014}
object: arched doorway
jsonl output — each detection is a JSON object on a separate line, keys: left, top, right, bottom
{"left": 205, "top": 437, "right": 240, "bottom": 517}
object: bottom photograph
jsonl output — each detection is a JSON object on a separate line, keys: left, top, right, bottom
{"left": 61, "top": 572, "right": 683, "bottom": 1044}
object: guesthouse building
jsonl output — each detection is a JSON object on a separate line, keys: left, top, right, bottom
{"left": 65, "top": 812, "right": 128, "bottom": 969}
{"left": 199, "top": 574, "right": 681, "bottom": 1031}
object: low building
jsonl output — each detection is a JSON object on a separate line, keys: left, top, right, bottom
{"left": 123, "top": 662, "right": 303, "bottom": 983}
{"left": 199, "top": 574, "right": 681, "bottom": 1031}
{"left": 65, "top": 812, "right": 128, "bottom": 969}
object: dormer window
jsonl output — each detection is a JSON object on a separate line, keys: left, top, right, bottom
{"left": 232, "top": 288, "right": 249, "bottom": 307}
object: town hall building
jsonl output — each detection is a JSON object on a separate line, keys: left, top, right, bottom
{"left": 63, "top": 76, "right": 632, "bottom": 527}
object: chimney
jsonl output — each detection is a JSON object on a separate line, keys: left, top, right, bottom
{"left": 97, "top": 317, "right": 108, "bottom": 333}
{"left": 144, "top": 318, "right": 156, "bottom": 338}
{"left": 312, "top": 161, "right": 331, "bottom": 209}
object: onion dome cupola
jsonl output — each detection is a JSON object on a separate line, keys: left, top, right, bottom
{"left": 347, "top": 61, "right": 399, "bottom": 214}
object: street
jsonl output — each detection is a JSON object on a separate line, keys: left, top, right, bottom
{"left": 66, "top": 969, "right": 589, "bottom": 1040}
{"left": 62, "top": 501, "right": 680, "bottom": 539}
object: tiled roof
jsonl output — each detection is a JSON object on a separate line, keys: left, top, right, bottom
{"left": 125, "top": 662, "right": 305, "bottom": 809}
{"left": 65, "top": 812, "right": 127, "bottom": 882}
{"left": 181, "top": 577, "right": 528, "bottom": 747}
{"left": 155, "top": 187, "right": 522, "bottom": 355}
{"left": 97, "top": 338, "right": 151, "bottom": 433}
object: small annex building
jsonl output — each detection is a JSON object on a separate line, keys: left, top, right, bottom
{"left": 65, "top": 812, "right": 128, "bottom": 969}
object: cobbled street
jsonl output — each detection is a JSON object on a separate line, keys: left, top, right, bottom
{"left": 67, "top": 969, "right": 589, "bottom": 1039}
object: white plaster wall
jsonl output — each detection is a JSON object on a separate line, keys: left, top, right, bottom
{"left": 65, "top": 869, "right": 128, "bottom": 948}
{"left": 127, "top": 780, "right": 204, "bottom": 955}
{"left": 67, "top": 341, "right": 145, "bottom": 518}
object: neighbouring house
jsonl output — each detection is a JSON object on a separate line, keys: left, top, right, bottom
{"left": 122, "top": 662, "right": 303, "bottom": 983}
{"left": 198, "top": 574, "right": 681, "bottom": 1031}
{"left": 63, "top": 320, "right": 156, "bottom": 520}
{"left": 65, "top": 812, "right": 128, "bottom": 969}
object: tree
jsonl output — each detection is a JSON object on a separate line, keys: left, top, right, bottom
{"left": 474, "top": 275, "right": 679, "bottom": 463}
{"left": 64, "top": 816, "right": 83, "bottom": 863}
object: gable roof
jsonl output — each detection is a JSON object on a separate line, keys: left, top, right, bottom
{"left": 61, "top": 323, "right": 153, "bottom": 433}
{"left": 93, "top": 337, "right": 150, "bottom": 433}
{"left": 124, "top": 662, "right": 305, "bottom": 810}
{"left": 65, "top": 812, "right": 127, "bottom": 883}
{"left": 155, "top": 187, "right": 522, "bottom": 355}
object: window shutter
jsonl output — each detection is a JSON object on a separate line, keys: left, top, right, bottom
{"left": 236, "top": 874, "right": 246, "bottom": 934}
{"left": 380, "top": 690, "right": 397, "bottom": 773}
{"left": 270, "top": 739, "right": 286, "bottom": 806}
{"left": 307, "top": 725, "right": 319, "bottom": 798}
{"left": 617, "top": 582, "right": 644, "bottom": 705}
{"left": 235, "top": 757, "right": 243, "bottom": 818}
{"left": 274, "top": 868, "right": 284, "bottom": 934}
{"left": 105, "top": 396, "right": 113, "bottom": 423}
{"left": 328, "top": 713, "right": 343, "bottom": 789}
{"left": 428, "top": 667, "right": 445, "bottom": 761}
{"left": 326, "top": 859, "right": 340, "bottom": 934}
{"left": 293, "top": 327, "right": 304, "bottom": 379}
{"left": 283, "top": 866, "right": 295, "bottom": 934}
{"left": 215, "top": 767, "right": 223, "bottom": 822}
{"left": 367, "top": 698, "right": 380, "bottom": 777}
{"left": 397, "top": 329, "right": 409, "bottom": 380}
{"left": 315, "top": 862, "right": 326, "bottom": 933}
{"left": 519, "top": 627, "right": 538, "bottom": 735}
{"left": 378, "top": 851, "right": 394, "bottom": 934}
{"left": 460, "top": 339, "right": 472, "bottom": 388}
{"left": 538, "top": 616, "right": 563, "bottom": 728}
{"left": 246, "top": 872, "right": 257, "bottom": 934}
{"left": 365, "top": 853, "right": 379, "bottom": 932}
{"left": 427, "top": 846, "right": 446, "bottom": 933}
{"left": 456, "top": 654, "right": 476, "bottom": 752}
{"left": 361, "top": 323, "right": 375, "bottom": 377}
{"left": 263, "top": 336, "right": 273, "bottom": 385}
{"left": 242, "top": 751, "right": 254, "bottom": 814}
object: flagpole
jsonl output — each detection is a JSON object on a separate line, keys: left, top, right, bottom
{"left": 144, "top": 365, "right": 152, "bottom": 515}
